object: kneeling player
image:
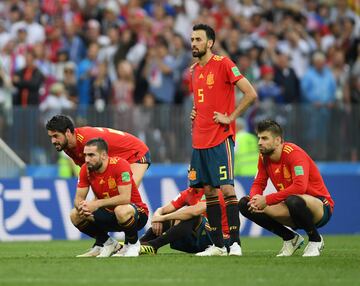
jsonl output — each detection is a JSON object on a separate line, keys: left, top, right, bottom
{"left": 70, "top": 138, "right": 148, "bottom": 257}
{"left": 239, "top": 120, "right": 334, "bottom": 257}
{"left": 139, "top": 187, "right": 234, "bottom": 255}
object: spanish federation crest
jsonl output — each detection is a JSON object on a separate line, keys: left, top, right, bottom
{"left": 108, "top": 177, "right": 117, "bottom": 189}
{"left": 283, "top": 165, "right": 291, "bottom": 180}
{"left": 206, "top": 72, "right": 214, "bottom": 87}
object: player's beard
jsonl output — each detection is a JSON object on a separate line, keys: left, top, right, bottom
{"left": 87, "top": 161, "right": 102, "bottom": 172}
{"left": 53, "top": 138, "right": 68, "bottom": 152}
{"left": 259, "top": 147, "right": 275, "bottom": 156}
{"left": 192, "top": 46, "right": 207, "bottom": 58}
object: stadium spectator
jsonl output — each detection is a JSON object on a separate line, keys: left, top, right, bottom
{"left": 300, "top": 51, "right": 336, "bottom": 159}
{"left": 239, "top": 120, "right": 334, "bottom": 257}
{"left": 171, "top": 32, "right": 192, "bottom": 104}
{"left": 89, "top": 61, "right": 112, "bottom": 113}
{"left": 139, "top": 187, "right": 230, "bottom": 254}
{"left": 273, "top": 51, "right": 300, "bottom": 103}
{"left": 71, "top": 138, "right": 148, "bottom": 257}
{"left": 14, "top": 3, "right": 45, "bottom": 45}
{"left": 257, "top": 64, "right": 283, "bottom": 103}
{"left": 12, "top": 48, "right": 44, "bottom": 106}
{"left": 62, "top": 22, "right": 86, "bottom": 64}
{"left": 39, "top": 82, "right": 75, "bottom": 125}
{"left": 62, "top": 61, "right": 78, "bottom": 104}
{"left": 145, "top": 37, "right": 176, "bottom": 104}
{"left": 77, "top": 42, "right": 99, "bottom": 109}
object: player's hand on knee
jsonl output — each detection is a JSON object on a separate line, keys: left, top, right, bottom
{"left": 152, "top": 221, "right": 163, "bottom": 236}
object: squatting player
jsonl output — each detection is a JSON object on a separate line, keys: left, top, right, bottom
{"left": 189, "top": 23, "right": 257, "bottom": 256}
{"left": 139, "top": 187, "right": 230, "bottom": 254}
{"left": 72, "top": 138, "right": 148, "bottom": 257}
{"left": 46, "top": 115, "right": 150, "bottom": 187}
{"left": 239, "top": 120, "right": 334, "bottom": 257}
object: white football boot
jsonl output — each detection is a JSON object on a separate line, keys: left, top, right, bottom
{"left": 96, "top": 237, "right": 121, "bottom": 257}
{"left": 303, "top": 236, "right": 324, "bottom": 257}
{"left": 113, "top": 240, "right": 140, "bottom": 257}
{"left": 195, "top": 245, "right": 228, "bottom": 256}
{"left": 229, "top": 242, "right": 242, "bottom": 256}
{"left": 276, "top": 233, "right": 305, "bottom": 257}
{"left": 76, "top": 245, "right": 102, "bottom": 257}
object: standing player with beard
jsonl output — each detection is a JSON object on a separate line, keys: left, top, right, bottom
{"left": 189, "top": 24, "right": 257, "bottom": 256}
{"left": 72, "top": 138, "right": 148, "bottom": 257}
{"left": 46, "top": 115, "right": 150, "bottom": 187}
{"left": 238, "top": 120, "right": 334, "bottom": 257}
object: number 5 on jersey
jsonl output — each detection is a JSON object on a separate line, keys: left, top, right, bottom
{"left": 197, "top": 89, "right": 204, "bottom": 103}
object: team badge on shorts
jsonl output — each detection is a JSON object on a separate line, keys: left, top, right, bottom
{"left": 188, "top": 169, "right": 197, "bottom": 181}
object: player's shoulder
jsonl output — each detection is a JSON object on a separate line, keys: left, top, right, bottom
{"left": 75, "top": 127, "right": 88, "bottom": 143}
{"left": 109, "top": 156, "right": 127, "bottom": 166}
{"left": 282, "top": 142, "right": 304, "bottom": 156}
{"left": 212, "top": 54, "right": 225, "bottom": 61}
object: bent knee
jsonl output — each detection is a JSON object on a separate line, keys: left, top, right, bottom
{"left": 284, "top": 195, "right": 306, "bottom": 209}
{"left": 238, "top": 196, "right": 250, "bottom": 214}
{"left": 114, "top": 205, "right": 134, "bottom": 222}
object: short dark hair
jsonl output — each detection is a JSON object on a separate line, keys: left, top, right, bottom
{"left": 46, "top": 115, "right": 75, "bottom": 133}
{"left": 193, "top": 23, "right": 215, "bottom": 46}
{"left": 256, "top": 119, "right": 283, "bottom": 138}
{"left": 85, "top": 137, "right": 108, "bottom": 153}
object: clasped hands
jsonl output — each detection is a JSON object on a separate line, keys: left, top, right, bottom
{"left": 247, "top": 195, "right": 267, "bottom": 213}
{"left": 78, "top": 200, "right": 99, "bottom": 218}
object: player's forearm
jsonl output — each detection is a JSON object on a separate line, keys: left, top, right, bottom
{"left": 162, "top": 204, "right": 205, "bottom": 221}
{"left": 74, "top": 188, "right": 88, "bottom": 210}
{"left": 265, "top": 181, "right": 307, "bottom": 205}
{"left": 162, "top": 210, "right": 195, "bottom": 221}
{"left": 229, "top": 91, "right": 257, "bottom": 122}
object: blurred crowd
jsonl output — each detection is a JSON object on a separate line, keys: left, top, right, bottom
{"left": 0, "top": 0, "right": 359, "bottom": 161}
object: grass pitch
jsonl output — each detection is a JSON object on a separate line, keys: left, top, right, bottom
{"left": 0, "top": 235, "right": 359, "bottom": 286}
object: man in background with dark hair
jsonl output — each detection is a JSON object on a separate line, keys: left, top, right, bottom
{"left": 72, "top": 137, "right": 148, "bottom": 257}
{"left": 189, "top": 23, "right": 257, "bottom": 256}
{"left": 239, "top": 119, "right": 334, "bottom": 257}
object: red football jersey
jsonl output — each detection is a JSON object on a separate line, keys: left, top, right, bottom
{"left": 171, "top": 187, "right": 229, "bottom": 236}
{"left": 250, "top": 143, "right": 334, "bottom": 208}
{"left": 77, "top": 156, "right": 148, "bottom": 214}
{"left": 189, "top": 55, "right": 244, "bottom": 148}
{"left": 65, "top": 127, "right": 149, "bottom": 166}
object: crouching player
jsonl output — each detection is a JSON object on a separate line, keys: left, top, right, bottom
{"left": 70, "top": 138, "right": 148, "bottom": 257}
{"left": 140, "top": 187, "right": 234, "bottom": 255}
{"left": 239, "top": 120, "right": 334, "bottom": 257}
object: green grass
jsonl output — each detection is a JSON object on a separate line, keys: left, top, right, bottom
{"left": 0, "top": 235, "right": 359, "bottom": 286}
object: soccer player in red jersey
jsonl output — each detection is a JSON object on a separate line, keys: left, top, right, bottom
{"left": 239, "top": 120, "right": 334, "bottom": 257}
{"left": 189, "top": 24, "right": 257, "bottom": 256}
{"left": 139, "top": 187, "right": 230, "bottom": 254}
{"left": 46, "top": 115, "right": 150, "bottom": 187}
{"left": 71, "top": 138, "right": 148, "bottom": 257}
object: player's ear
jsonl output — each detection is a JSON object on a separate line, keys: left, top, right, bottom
{"left": 100, "top": 150, "right": 107, "bottom": 160}
{"left": 208, "top": 39, "right": 214, "bottom": 49}
{"left": 65, "top": 128, "right": 72, "bottom": 135}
